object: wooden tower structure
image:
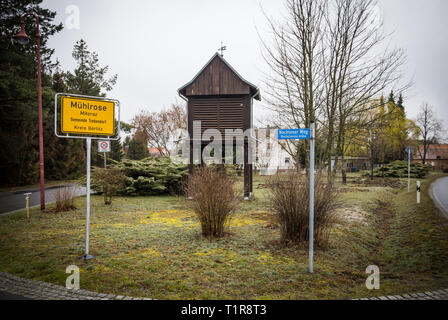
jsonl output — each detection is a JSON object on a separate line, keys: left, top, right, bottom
{"left": 178, "top": 52, "right": 261, "bottom": 198}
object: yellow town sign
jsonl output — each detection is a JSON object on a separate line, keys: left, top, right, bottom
{"left": 61, "top": 96, "right": 115, "bottom": 136}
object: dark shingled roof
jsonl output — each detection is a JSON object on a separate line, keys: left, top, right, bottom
{"left": 178, "top": 52, "right": 261, "bottom": 100}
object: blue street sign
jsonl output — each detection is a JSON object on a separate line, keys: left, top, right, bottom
{"left": 278, "top": 129, "right": 311, "bottom": 140}
{"left": 405, "top": 146, "right": 414, "bottom": 154}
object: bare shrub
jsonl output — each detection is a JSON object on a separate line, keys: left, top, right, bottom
{"left": 186, "top": 167, "right": 239, "bottom": 238}
{"left": 55, "top": 186, "right": 77, "bottom": 212}
{"left": 267, "top": 171, "right": 339, "bottom": 246}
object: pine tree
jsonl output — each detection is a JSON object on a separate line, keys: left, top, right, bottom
{"left": 388, "top": 91, "right": 395, "bottom": 104}
{"left": 109, "top": 138, "right": 123, "bottom": 162}
{"left": 64, "top": 39, "right": 117, "bottom": 97}
{"left": 397, "top": 93, "right": 404, "bottom": 111}
{"left": 0, "top": 0, "right": 63, "bottom": 185}
{"left": 127, "top": 131, "right": 149, "bottom": 160}
{"left": 64, "top": 39, "right": 118, "bottom": 167}
{"left": 45, "top": 62, "right": 86, "bottom": 181}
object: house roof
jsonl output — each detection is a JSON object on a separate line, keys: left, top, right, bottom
{"left": 415, "top": 144, "right": 448, "bottom": 160}
{"left": 148, "top": 147, "right": 165, "bottom": 154}
{"left": 178, "top": 52, "right": 261, "bottom": 100}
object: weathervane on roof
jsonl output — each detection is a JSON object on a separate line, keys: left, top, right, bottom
{"left": 218, "top": 41, "right": 227, "bottom": 57}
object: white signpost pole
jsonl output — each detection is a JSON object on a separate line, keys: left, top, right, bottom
{"left": 278, "top": 125, "right": 314, "bottom": 274}
{"left": 84, "top": 137, "right": 93, "bottom": 260}
{"left": 104, "top": 151, "right": 107, "bottom": 169}
{"left": 309, "top": 121, "right": 315, "bottom": 274}
{"left": 55, "top": 93, "right": 120, "bottom": 261}
{"left": 408, "top": 148, "right": 411, "bottom": 193}
{"left": 417, "top": 181, "right": 421, "bottom": 204}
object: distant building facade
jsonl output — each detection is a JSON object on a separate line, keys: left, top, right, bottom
{"left": 414, "top": 144, "right": 448, "bottom": 171}
{"left": 330, "top": 156, "right": 370, "bottom": 173}
{"left": 254, "top": 128, "right": 296, "bottom": 175}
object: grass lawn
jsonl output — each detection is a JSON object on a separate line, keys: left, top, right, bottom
{"left": 0, "top": 173, "right": 447, "bottom": 299}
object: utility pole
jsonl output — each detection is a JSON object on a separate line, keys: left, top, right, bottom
{"left": 12, "top": 13, "right": 46, "bottom": 210}
{"left": 405, "top": 146, "right": 414, "bottom": 193}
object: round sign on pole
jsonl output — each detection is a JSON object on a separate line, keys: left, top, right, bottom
{"left": 98, "top": 140, "right": 111, "bottom": 153}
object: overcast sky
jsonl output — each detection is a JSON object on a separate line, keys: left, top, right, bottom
{"left": 43, "top": 0, "right": 448, "bottom": 129}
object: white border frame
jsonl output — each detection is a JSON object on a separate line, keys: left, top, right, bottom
{"left": 54, "top": 92, "right": 121, "bottom": 140}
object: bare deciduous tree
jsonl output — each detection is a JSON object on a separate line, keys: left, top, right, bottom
{"left": 416, "top": 102, "right": 442, "bottom": 164}
{"left": 132, "top": 103, "right": 187, "bottom": 157}
{"left": 261, "top": 0, "right": 409, "bottom": 182}
{"left": 324, "top": 0, "right": 408, "bottom": 183}
{"left": 260, "top": 0, "right": 326, "bottom": 169}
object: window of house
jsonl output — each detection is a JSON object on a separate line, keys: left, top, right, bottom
{"left": 285, "top": 157, "right": 290, "bottom": 164}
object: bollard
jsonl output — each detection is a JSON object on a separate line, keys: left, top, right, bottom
{"left": 417, "top": 181, "right": 421, "bottom": 204}
{"left": 24, "top": 192, "right": 32, "bottom": 219}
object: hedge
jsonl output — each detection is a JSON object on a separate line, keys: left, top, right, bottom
{"left": 85, "top": 157, "right": 188, "bottom": 196}
{"left": 363, "top": 161, "right": 431, "bottom": 179}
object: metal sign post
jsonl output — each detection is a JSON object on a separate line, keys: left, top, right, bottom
{"left": 408, "top": 149, "right": 411, "bottom": 193}
{"left": 309, "top": 121, "right": 315, "bottom": 274}
{"left": 405, "top": 146, "right": 414, "bottom": 193}
{"left": 98, "top": 140, "right": 111, "bottom": 169}
{"left": 54, "top": 93, "right": 120, "bottom": 261}
{"left": 85, "top": 138, "right": 93, "bottom": 260}
{"left": 278, "top": 123, "right": 315, "bottom": 274}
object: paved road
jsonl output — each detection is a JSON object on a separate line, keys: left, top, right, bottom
{"left": 430, "top": 177, "right": 448, "bottom": 218}
{"left": 0, "top": 185, "right": 86, "bottom": 215}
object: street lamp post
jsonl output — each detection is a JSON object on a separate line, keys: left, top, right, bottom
{"left": 12, "top": 13, "right": 45, "bottom": 210}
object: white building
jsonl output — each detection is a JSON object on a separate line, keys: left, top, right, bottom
{"left": 255, "top": 128, "right": 296, "bottom": 175}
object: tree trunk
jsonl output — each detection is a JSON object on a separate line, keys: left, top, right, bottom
{"left": 423, "top": 144, "right": 427, "bottom": 165}
{"left": 326, "top": 122, "right": 335, "bottom": 177}
{"left": 341, "top": 149, "right": 347, "bottom": 184}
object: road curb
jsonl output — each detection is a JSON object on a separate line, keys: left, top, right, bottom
{"left": 0, "top": 184, "right": 76, "bottom": 198}
{"left": 429, "top": 177, "right": 448, "bottom": 219}
{"left": 1, "top": 270, "right": 447, "bottom": 300}
{"left": 354, "top": 289, "right": 448, "bottom": 300}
